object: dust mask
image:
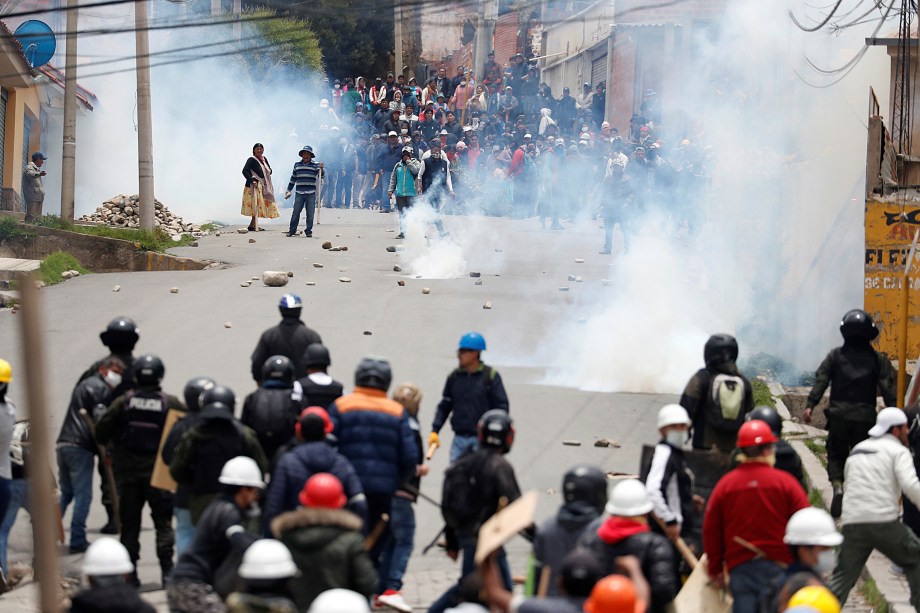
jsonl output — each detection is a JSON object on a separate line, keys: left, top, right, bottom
{"left": 665, "top": 431, "right": 687, "bottom": 447}
{"left": 104, "top": 370, "right": 123, "bottom": 389}
{"left": 815, "top": 549, "right": 836, "bottom": 575}
{"left": 401, "top": 129, "right": 408, "bottom": 134}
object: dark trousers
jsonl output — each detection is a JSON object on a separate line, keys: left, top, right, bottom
{"left": 830, "top": 521, "right": 920, "bottom": 608}
{"left": 365, "top": 492, "right": 392, "bottom": 565}
{"left": 335, "top": 172, "right": 353, "bottom": 208}
{"left": 729, "top": 558, "right": 784, "bottom": 613}
{"left": 428, "top": 528, "right": 512, "bottom": 613}
{"left": 826, "top": 416, "right": 871, "bottom": 482}
{"left": 396, "top": 196, "right": 414, "bottom": 234}
{"left": 117, "top": 471, "right": 174, "bottom": 572}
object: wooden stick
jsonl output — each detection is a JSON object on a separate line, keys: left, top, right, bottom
{"left": 17, "top": 274, "right": 59, "bottom": 612}
{"left": 80, "top": 408, "right": 121, "bottom": 533}
{"left": 536, "top": 565, "right": 552, "bottom": 597}
{"left": 652, "top": 513, "right": 698, "bottom": 569}
{"left": 364, "top": 513, "right": 389, "bottom": 551}
{"left": 426, "top": 441, "right": 438, "bottom": 460}
{"left": 316, "top": 169, "right": 323, "bottom": 225}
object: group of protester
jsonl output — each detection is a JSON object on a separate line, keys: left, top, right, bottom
{"left": 0, "top": 299, "right": 914, "bottom": 613}
{"left": 241, "top": 57, "right": 712, "bottom": 253}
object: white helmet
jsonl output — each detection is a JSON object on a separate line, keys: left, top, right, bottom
{"left": 784, "top": 507, "right": 843, "bottom": 546}
{"left": 82, "top": 537, "right": 134, "bottom": 576}
{"left": 657, "top": 404, "right": 691, "bottom": 429}
{"left": 605, "top": 479, "right": 654, "bottom": 516}
{"left": 308, "top": 588, "right": 371, "bottom": 613}
{"left": 238, "top": 539, "right": 298, "bottom": 579}
{"left": 218, "top": 456, "right": 266, "bottom": 489}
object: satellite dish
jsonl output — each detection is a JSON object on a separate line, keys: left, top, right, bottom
{"left": 13, "top": 20, "right": 56, "bottom": 68}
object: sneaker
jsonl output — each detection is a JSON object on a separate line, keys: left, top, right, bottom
{"left": 304, "top": 232, "right": 313, "bottom": 238}
{"left": 831, "top": 482, "right": 844, "bottom": 519}
{"left": 377, "top": 590, "right": 412, "bottom": 612}
{"left": 396, "top": 233, "right": 405, "bottom": 239}
{"left": 99, "top": 521, "right": 118, "bottom": 535}
{"left": 69, "top": 542, "right": 89, "bottom": 554}
{"left": 285, "top": 232, "right": 298, "bottom": 237}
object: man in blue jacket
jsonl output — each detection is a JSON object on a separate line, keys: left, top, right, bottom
{"left": 327, "top": 356, "right": 416, "bottom": 564}
{"left": 430, "top": 332, "right": 510, "bottom": 462}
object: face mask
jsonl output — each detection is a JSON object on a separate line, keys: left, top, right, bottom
{"left": 104, "top": 370, "right": 123, "bottom": 389}
{"left": 401, "top": 129, "right": 408, "bottom": 134}
{"left": 815, "top": 548, "right": 836, "bottom": 575}
{"left": 334, "top": 84, "right": 340, "bottom": 89}
{"left": 665, "top": 430, "right": 686, "bottom": 447}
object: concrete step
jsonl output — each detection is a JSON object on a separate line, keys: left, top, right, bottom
{"left": 0, "top": 258, "right": 40, "bottom": 281}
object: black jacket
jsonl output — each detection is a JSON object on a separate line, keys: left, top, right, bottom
{"left": 533, "top": 500, "right": 601, "bottom": 596}
{"left": 171, "top": 494, "right": 257, "bottom": 593}
{"left": 680, "top": 362, "right": 754, "bottom": 451}
{"left": 69, "top": 583, "right": 156, "bottom": 613}
{"left": 297, "top": 373, "right": 345, "bottom": 410}
{"left": 242, "top": 156, "right": 270, "bottom": 188}
{"left": 432, "top": 364, "right": 509, "bottom": 436}
{"left": 241, "top": 386, "right": 301, "bottom": 462}
{"left": 250, "top": 317, "right": 323, "bottom": 382}
{"left": 161, "top": 411, "right": 202, "bottom": 509}
{"left": 445, "top": 449, "right": 520, "bottom": 549}
{"left": 806, "top": 341, "right": 897, "bottom": 423}
{"left": 58, "top": 373, "right": 116, "bottom": 452}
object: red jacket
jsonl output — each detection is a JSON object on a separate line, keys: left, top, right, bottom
{"left": 702, "top": 461, "right": 808, "bottom": 576}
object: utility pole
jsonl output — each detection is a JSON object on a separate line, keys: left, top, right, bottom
{"left": 135, "top": 0, "right": 154, "bottom": 231}
{"left": 474, "top": 0, "right": 496, "bottom": 82}
{"left": 60, "top": 0, "right": 78, "bottom": 222}
{"left": 394, "top": 0, "right": 403, "bottom": 74}
{"left": 232, "top": 0, "right": 241, "bottom": 41}
{"left": 211, "top": 0, "right": 220, "bottom": 17}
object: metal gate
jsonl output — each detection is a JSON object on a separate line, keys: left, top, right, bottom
{"left": 591, "top": 55, "right": 607, "bottom": 87}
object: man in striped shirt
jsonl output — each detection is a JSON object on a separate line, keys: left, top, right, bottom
{"left": 285, "top": 146, "right": 324, "bottom": 238}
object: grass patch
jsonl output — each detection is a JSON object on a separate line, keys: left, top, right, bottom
{"left": 38, "top": 252, "right": 89, "bottom": 286}
{"left": 0, "top": 216, "right": 35, "bottom": 240}
{"left": 199, "top": 222, "right": 222, "bottom": 232}
{"left": 752, "top": 379, "right": 776, "bottom": 408}
{"left": 803, "top": 438, "right": 828, "bottom": 469}
{"left": 33, "top": 215, "right": 194, "bottom": 251}
{"left": 808, "top": 487, "right": 826, "bottom": 508}
{"left": 858, "top": 576, "right": 889, "bottom": 613}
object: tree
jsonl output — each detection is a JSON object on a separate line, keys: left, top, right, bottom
{"left": 237, "top": 7, "right": 324, "bottom": 85}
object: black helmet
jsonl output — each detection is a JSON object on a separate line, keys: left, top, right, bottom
{"left": 354, "top": 356, "right": 392, "bottom": 391}
{"left": 201, "top": 384, "right": 236, "bottom": 411}
{"left": 748, "top": 405, "right": 781, "bottom": 437}
{"left": 99, "top": 316, "right": 139, "bottom": 351}
{"left": 478, "top": 409, "right": 514, "bottom": 453}
{"left": 704, "top": 334, "right": 738, "bottom": 367}
{"left": 262, "top": 355, "right": 294, "bottom": 385}
{"left": 562, "top": 464, "right": 607, "bottom": 513}
{"left": 183, "top": 377, "right": 215, "bottom": 413}
{"left": 133, "top": 355, "right": 164, "bottom": 386}
{"left": 840, "top": 309, "right": 879, "bottom": 341}
{"left": 304, "top": 343, "right": 331, "bottom": 368}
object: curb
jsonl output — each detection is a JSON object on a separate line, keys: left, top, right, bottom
{"left": 770, "top": 383, "right": 914, "bottom": 612}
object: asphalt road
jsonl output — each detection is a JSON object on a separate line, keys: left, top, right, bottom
{"left": 0, "top": 210, "right": 676, "bottom": 605}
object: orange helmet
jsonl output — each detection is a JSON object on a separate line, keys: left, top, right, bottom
{"left": 299, "top": 473, "right": 346, "bottom": 509}
{"left": 736, "top": 419, "right": 778, "bottom": 448}
{"left": 583, "top": 575, "right": 637, "bottom": 613}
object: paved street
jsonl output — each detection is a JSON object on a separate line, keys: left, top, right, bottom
{"left": 0, "top": 210, "right": 675, "bottom": 609}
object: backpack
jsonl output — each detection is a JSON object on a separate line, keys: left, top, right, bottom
{"left": 244, "top": 389, "right": 297, "bottom": 449}
{"left": 441, "top": 451, "right": 488, "bottom": 530}
{"left": 704, "top": 372, "right": 746, "bottom": 432}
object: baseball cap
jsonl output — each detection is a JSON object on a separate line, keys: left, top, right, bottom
{"left": 387, "top": 131, "right": 398, "bottom": 137}
{"left": 31, "top": 152, "right": 47, "bottom": 161}
{"left": 868, "top": 407, "right": 908, "bottom": 437}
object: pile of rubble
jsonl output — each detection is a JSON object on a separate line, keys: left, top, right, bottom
{"left": 77, "top": 194, "right": 205, "bottom": 239}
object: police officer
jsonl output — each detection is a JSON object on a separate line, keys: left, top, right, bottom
{"left": 803, "top": 309, "right": 896, "bottom": 517}
{"left": 77, "top": 316, "right": 141, "bottom": 533}
{"left": 96, "top": 354, "right": 186, "bottom": 587}
{"left": 679, "top": 334, "right": 754, "bottom": 452}
{"left": 170, "top": 385, "right": 267, "bottom": 525}
{"left": 160, "top": 376, "right": 216, "bottom": 556}
{"left": 251, "top": 295, "right": 323, "bottom": 383}
{"left": 297, "top": 344, "right": 344, "bottom": 409}
{"left": 430, "top": 333, "right": 510, "bottom": 462}
{"left": 243, "top": 356, "right": 302, "bottom": 464}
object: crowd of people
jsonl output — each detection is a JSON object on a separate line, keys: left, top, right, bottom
{"left": 0, "top": 298, "right": 914, "bottom": 613}
{"left": 240, "top": 57, "right": 713, "bottom": 252}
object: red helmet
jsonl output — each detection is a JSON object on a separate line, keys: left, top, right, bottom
{"left": 295, "top": 406, "right": 334, "bottom": 440}
{"left": 736, "top": 419, "right": 779, "bottom": 448}
{"left": 299, "top": 473, "right": 346, "bottom": 509}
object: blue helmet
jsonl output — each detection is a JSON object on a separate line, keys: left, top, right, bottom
{"left": 279, "top": 293, "right": 303, "bottom": 310}
{"left": 458, "top": 332, "right": 486, "bottom": 351}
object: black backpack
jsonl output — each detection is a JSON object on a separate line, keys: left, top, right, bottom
{"left": 243, "top": 389, "right": 298, "bottom": 449}
{"left": 441, "top": 451, "right": 488, "bottom": 530}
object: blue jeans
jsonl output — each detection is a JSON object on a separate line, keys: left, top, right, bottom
{"left": 729, "top": 558, "right": 783, "bottom": 613}
{"left": 0, "top": 478, "right": 26, "bottom": 573}
{"left": 289, "top": 192, "right": 317, "bottom": 235}
{"left": 450, "top": 435, "right": 479, "bottom": 463}
{"left": 174, "top": 507, "right": 195, "bottom": 557}
{"left": 378, "top": 495, "right": 416, "bottom": 592}
{"left": 428, "top": 528, "right": 512, "bottom": 613}
{"left": 57, "top": 445, "right": 95, "bottom": 549}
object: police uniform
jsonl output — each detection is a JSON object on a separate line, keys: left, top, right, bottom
{"left": 96, "top": 386, "right": 186, "bottom": 579}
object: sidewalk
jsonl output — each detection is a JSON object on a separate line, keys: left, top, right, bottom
{"left": 772, "top": 383, "right": 913, "bottom": 613}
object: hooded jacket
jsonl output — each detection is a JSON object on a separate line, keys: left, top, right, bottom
{"left": 250, "top": 317, "right": 323, "bottom": 383}
{"left": 842, "top": 433, "right": 920, "bottom": 525}
{"left": 271, "top": 507, "right": 377, "bottom": 610}
{"left": 579, "top": 516, "right": 677, "bottom": 613}
{"left": 262, "top": 440, "right": 367, "bottom": 535}
{"left": 538, "top": 108, "right": 556, "bottom": 135}
{"left": 532, "top": 500, "right": 601, "bottom": 597}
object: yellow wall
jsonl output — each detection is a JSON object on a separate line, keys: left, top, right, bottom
{"left": 865, "top": 198, "right": 920, "bottom": 356}
{"left": 3, "top": 85, "right": 42, "bottom": 196}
